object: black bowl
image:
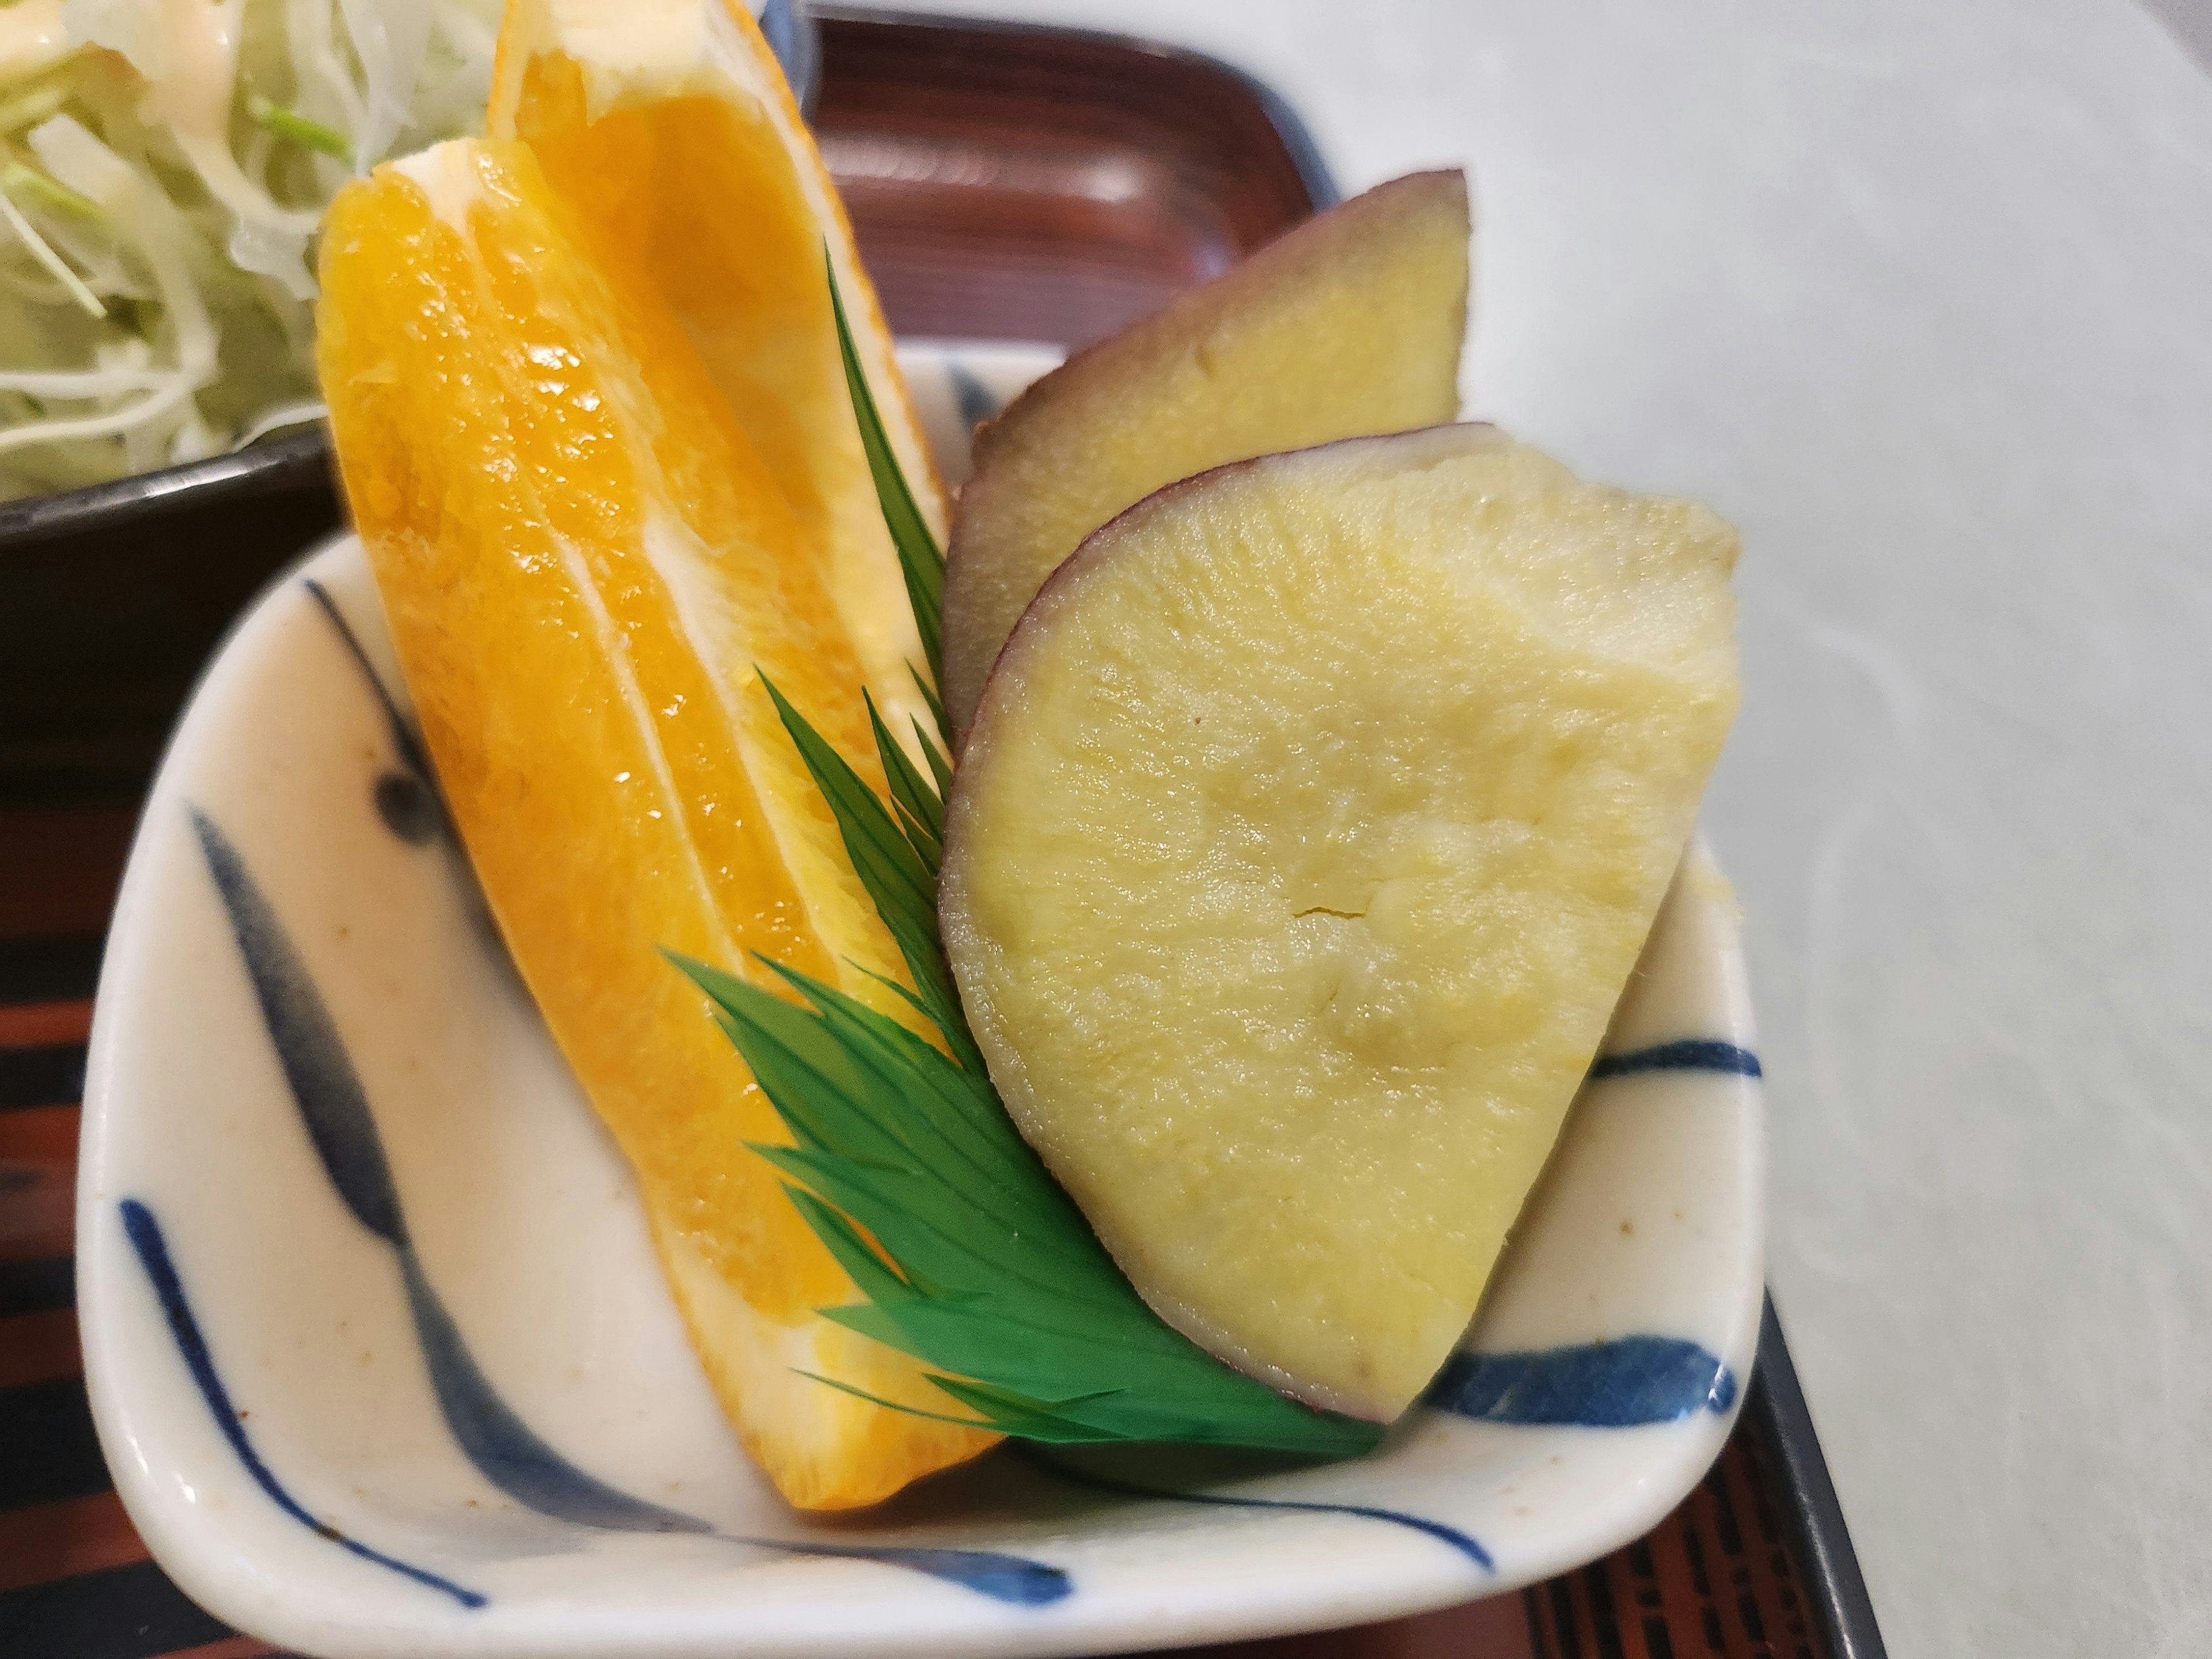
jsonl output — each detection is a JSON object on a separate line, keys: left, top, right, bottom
{"left": 0, "top": 430, "right": 343, "bottom": 801}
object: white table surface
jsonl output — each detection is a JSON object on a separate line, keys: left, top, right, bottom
{"left": 911, "top": 1, "right": 2212, "bottom": 1652}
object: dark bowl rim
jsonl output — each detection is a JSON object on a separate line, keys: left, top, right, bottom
{"left": 0, "top": 427, "right": 336, "bottom": 550}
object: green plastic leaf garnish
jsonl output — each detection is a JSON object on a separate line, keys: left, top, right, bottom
{"left": 827, "top": 248, "right": 949, "bottom": 741}
{"left": 661, "top": 263, "right": 1383, "bottom": 1456}
{"left": 753, "top": 675, "right": 975, "bottom": 1071}
{"left": 667, "top": 785, "right": 1376, "bottom": 1453}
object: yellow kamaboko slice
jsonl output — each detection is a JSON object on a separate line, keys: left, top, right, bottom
{"left": 940, "top": 171, "right": 1471, "bottom": 746}
{"left": 488, "top": 0, "right": 944, "bottom": 753}
{"left": 940, "top": 426, "right": 1741, "bottom": 1419}
{"left": 316, "top": 139, "right": 995, "bottom": 1509}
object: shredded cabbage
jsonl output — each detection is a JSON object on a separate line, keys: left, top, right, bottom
{"left": 0, "top": 0, "right": 501, "bottom": 499}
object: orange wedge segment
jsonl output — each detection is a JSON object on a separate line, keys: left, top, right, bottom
{"left": 316, "top": 138, "right": 996, "bottom": 1509}
{"left": 488, "top": 0, "right": 946, "bottom": 756}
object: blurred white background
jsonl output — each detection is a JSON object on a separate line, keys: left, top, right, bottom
{"left": 918, "top": 1, "right": 2212, "bottom": 1653}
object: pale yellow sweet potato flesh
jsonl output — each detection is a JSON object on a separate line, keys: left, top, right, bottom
{"left": 940, "top": 171, "right": 1471, "bottom": 744}
{"left": 939, "top": 427, "right": 1740, "bottom": 1419}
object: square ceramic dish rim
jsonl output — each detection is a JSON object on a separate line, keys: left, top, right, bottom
{"left": 73, "top": 351, "right": 1768, "bottom": 1659}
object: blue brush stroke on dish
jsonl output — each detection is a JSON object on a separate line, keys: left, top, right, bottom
{"left": 188, "top": 806, "right": 1070, "bottom": 1606}
{"left": 192, "top": 806, "right": 406, "bottom": 1248}
{"left": 947, "top": 362, "right": 1003, "bottom": 433}
{"left": 304, "top": 580, "right": 446, "bottom": 847}
{"left": 302, "top": 580, "right": 431, "bottom": 783}
{"left": 396, "top": 1249, "right": 708, "bottom": 1535}
{"left": 1427, "top": 1336, "right": 1737, "bottom": 1427}
{"left": 119, "top": 1198, "right": 489, "bottom": 1610}
{"left": 1021, "top": 1450, "right": 1490, "bottom": 1573}
{"left": 1588, "top": 1039, "right": 1762, "bottom": 1081}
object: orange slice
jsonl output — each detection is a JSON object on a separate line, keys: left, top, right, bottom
{"left": 316, "top": 138, "right": 996, "bottom": 1509}
{"left": 488, "top": 0, "right": 945, "bottom": 755}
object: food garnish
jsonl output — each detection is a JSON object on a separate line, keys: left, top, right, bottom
{"left": 318, "top": 0, "right": 1742, "bottom": 1509}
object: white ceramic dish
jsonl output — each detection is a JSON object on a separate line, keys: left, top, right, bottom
{"left": 77, "top": 345, "right": 1765, "bottom": 1659}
